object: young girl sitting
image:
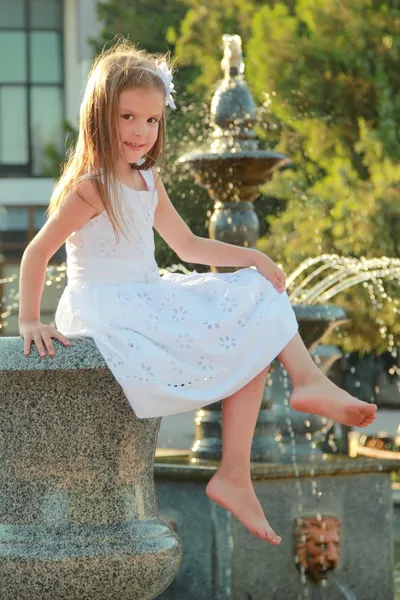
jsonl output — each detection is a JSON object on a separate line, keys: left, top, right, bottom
{"left": 19, "top": 41, "right": 376, "bottom": 546}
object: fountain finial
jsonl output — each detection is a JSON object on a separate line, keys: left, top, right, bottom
{"left": 221, "top": 34, "right": 245, "bottom": 78}
{"left": 210, "top": 33, "right": 257, "bottom": 149}
{"left": 178, "top": 31, "right": 289, "bottom": 232}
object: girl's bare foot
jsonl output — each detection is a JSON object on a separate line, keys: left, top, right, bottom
{"left": 290, "top": 374, "right": 377, "bottom": 427}
{"left": 206, "top": 470, "right": 281, "bottom": 545}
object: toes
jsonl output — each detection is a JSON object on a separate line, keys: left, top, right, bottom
{"left": 359, "top": 416, "right": 375, "bottom": 427}
{"left": 356, "top": 404, "right": 377, "bottom": 427}
{"left": 263, "top": 528, "right": 281, "bottom": 544}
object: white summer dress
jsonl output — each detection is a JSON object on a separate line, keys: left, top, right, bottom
{"left": 55, "top": 167, "right": 298, "bottom": 418}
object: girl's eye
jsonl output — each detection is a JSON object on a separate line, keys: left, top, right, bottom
{"left": 121, "top": 115, "right": 158, "bottom": 123}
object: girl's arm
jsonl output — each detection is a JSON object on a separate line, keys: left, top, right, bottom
{"left": 153, "top": 175, "right": 286, "bottom": 292}
{"left": 19, "top": 180, "right": 103, "bottom": 356}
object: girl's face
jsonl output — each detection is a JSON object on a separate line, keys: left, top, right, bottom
{"left": 117, "top": 87, "right": 164, "bottom": 164}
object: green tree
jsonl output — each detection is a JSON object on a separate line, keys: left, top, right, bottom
{"left": 173, "top": 0, "right": 400, "bottom": 353}
{"left": 94, "top": 0, "right": 187, "bottom": 55}
{"left": 174, "top": 0, "right": 261, "bottom": 91}
{"left": 93, "top": 0, "right": 199, "bottom": 95}
{"left": 245, "top": 1, "right": 400, "bottom": 352}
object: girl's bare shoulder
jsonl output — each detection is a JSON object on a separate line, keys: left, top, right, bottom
{"left": 25, "top": 180, "right": 103, "bottom": 261}
{"left": 75, "top": 176, "right": 105, "bottom": 215}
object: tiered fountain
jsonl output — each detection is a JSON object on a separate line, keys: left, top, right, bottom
{"left": 154, "top": 35, "right": 398, "bottom": 600}
{"left": 176, "top": 33, "right": 348, "bottom": 465}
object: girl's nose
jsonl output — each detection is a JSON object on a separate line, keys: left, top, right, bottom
{"left": 133, "top": 124, "right": 147, "bottom": 136}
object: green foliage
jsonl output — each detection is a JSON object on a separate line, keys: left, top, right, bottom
{"left": 174, "top": 0, "right": 259, "bottom": 91}
{"left": 247, "top": 0, "right": 400, "bottom": 159}
{"left": 93, "top": 0, "right": 188, "bottom": 55}
{"left": 154, "top": 101, "right": 214, "bottom": 269}
{"left": 246, "top": 0, "right": 400, "bottom": 353}
{"left": 172, "top": 0, "right": 400, "bottom": 353}
{"left": 93, "top": 0, "right": 204, "bottom": 96}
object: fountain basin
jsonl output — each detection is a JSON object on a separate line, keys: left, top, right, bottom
{"left": 155, "top": 457, "right": 397, "bottom": 600}
{"left": 293, "top": 304, "right": 348, "bottom": 351}
{"left": 178, "top": 150, "right": 290, "bottom": 203}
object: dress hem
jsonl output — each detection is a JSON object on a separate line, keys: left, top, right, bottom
{"left": 123, "top": 317, "right": 299, "bottom": 419}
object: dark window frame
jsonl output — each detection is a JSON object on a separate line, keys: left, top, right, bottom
{"left": 0, "top": 0, "right": 64, "bottom": 177}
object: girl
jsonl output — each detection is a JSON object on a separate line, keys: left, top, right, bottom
{"left": 19, "top": 41, "right": 376, "bottom": 546}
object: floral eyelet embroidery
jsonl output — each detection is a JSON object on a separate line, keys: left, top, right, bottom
{"left": 61, "top": 175, "right": 295, "bottom": 416}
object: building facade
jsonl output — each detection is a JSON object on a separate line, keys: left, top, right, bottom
{"left": 0, "top": 0, "right": 101, "bottom": 334}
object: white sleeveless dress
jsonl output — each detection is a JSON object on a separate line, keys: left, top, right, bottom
{"left": 55, "top": 167, "right": 298, "bottom": 418}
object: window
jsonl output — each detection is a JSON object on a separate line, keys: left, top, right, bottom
{"left": 0, "top": 0, "right": 64, "bottom": 176}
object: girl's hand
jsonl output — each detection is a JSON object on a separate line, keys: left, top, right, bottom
{"left": 254, "top": 254, "right": 286, "bottom": 293}
{"left": 19, "top": 321, "right": 70, "bottom": 358}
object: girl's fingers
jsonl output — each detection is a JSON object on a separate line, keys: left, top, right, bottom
{"left": 274, "top": 272, "right": 286, "bottom": 292}
{"left": 22, "top": 327, "right": 70, "bottom": 357}
{"left": 24, "top": 337, "right": 32, "bottom": 356}
{"left": 48, "top": 331, "right": 71, "bottom": 352}
{"left": 276, "top": 271, "right": 286, "bottom": 285}
{"left": 49, "top": 329, "right": 70, "bottom": 348}
{"left": 56, "top": 333, "right": 71, "bottom": 347}
{"left": 33, "top": 333, "right": 46, "bottom": 358}
{"left": 42, "top": 334, "right": 55, "bottom": 357}
{"left": 277, "top": 270, "right": 285, "bottom": 282}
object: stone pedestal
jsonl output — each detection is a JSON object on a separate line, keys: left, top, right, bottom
{"left": 0, "top": 336, "right": 182, "bottom": 600}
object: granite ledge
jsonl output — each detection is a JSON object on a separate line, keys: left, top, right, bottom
{"left": 0, "top": 336, "right": 106, "bottom": 372}
{"left": 154, "top": 456, "right": 400, "bottom": 482}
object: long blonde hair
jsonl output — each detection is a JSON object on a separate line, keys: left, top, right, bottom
{"left": 47, "top": 39, "right": 173, "bottom": 240}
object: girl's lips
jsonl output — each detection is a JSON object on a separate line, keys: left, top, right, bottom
{"left": 125, "top": 142, "right": 144, "bottom": 149}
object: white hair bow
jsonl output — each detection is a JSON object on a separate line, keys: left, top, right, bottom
{"left": 155, "top": 61, "right": 176, "bottom": 110}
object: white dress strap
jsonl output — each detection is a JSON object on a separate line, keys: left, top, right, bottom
{"left": 139, "top": 168, "right": 155, "bottom": 192}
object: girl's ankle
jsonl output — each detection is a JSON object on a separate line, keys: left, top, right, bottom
{"left": 292, "top": 369, "right": 325, "bottom": 388}
{"left": 216, "top": 464, "right": 251, "bottom": 484}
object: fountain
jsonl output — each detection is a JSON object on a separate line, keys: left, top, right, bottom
{"left": 154, "top": 35, "right": 398, "bottom": 600}
{"left": 176, "top": 36, "right": 399, "bottom": 467}
{"left": 177, "top": 34, "right": 348, "bottom": 465}
{"left": 178, "top": 34, "right": 290, "bottom": 251}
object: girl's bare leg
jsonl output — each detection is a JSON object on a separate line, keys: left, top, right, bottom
{"left": 205, "top": 331, "right": 376, "bottom": 544}
{"left": 206, "top": 366, "right": 282, "bottom": 545}
{"left": 279, "top": 333, "right": 377, "bottom": 427}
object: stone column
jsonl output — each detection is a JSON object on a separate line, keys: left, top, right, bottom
{"left": 0, "top": 336, "right": 181, "bottom": 600}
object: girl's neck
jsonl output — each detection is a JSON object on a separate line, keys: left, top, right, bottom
{"left": 116, "top": 160, "right": 148, "bottom": 192}
{"left": 117, "top": 160, "right": 135, "bottom": 180}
